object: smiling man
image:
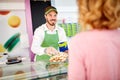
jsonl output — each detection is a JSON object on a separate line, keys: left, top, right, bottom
{"left": 31, "top": 6, "right": 68, "bottom": 61}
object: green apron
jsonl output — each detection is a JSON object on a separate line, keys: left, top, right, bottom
{"left": 35, "top": 30, "right": 59, "bottom": 61}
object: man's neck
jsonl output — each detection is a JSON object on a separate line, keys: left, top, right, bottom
{"left": 46, "top": 23, "right": 55, "bottom": 31}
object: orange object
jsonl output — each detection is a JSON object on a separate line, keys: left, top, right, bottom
{"left": 0, "top": 44, "right": 6, "bottom": 53}
{"left": 8, "top": 15, "right": 21, "bottom": 28}
{"left": 0, "top": 11, "right": 10, "bottom": 15}
{"left": 14, "top": 71, "right": 26, "bottom": 80}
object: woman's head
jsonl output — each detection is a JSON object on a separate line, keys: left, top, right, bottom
{"left": 77, "top": 0, "right": 120, "bottom": 30}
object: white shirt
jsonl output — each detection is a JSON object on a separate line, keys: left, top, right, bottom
{"left": 31, "top": 23, "right": 68, "bottom": 56}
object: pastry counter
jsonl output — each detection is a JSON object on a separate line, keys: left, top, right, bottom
{"left": 0, "top": 58, "right": 68, "bottom": 80}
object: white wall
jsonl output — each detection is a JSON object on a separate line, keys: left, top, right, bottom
{"left": 0, "top": 0, "right": 31, "bottom": 61}
{"left": 51, "top": 0, "right": 78, "bottom": 23}
{"left": 0, "top": 0, "right": 25, "bottom": 10}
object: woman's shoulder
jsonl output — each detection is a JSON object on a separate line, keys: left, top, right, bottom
{"left": 71, "top": 29, "right": 120, "bottom": 41}
{"left": 73, "top": 30, "right": 95, "bottom": 38}
{"left": 70, "top": 30, "right": 102, "bottom": 42}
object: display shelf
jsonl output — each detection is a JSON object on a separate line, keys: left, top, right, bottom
{"left": 59, "top": 23, "right": 81, "bottom": 37}
{"left": 0, "top": 61, "right": 68, "bottom": 80}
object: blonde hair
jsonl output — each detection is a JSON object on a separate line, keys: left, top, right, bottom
{"left": 77, "top": 0, "right": 120, "bottom": 31}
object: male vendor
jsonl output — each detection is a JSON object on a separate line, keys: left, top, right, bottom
{"left": 31, "top": 6, "right": 68, "bottom": 61}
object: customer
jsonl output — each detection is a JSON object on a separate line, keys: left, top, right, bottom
{"left": 68, "top": 0, "right": 120, "bottom": 80}
{"left": 31, "top": 6, "right": 68, "bottom": 61}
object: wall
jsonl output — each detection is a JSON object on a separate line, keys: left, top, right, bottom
{"left": 0, "top": 0, "right": 25, "bottom": 10}
{"left": 0, "top": 0, "right": 32, "bottom": 62}
{"left": 30, "top": 1, "right": 51, "bottom": 32}
{"left": 51, "top": 0, "right": 78, "bottom": 23}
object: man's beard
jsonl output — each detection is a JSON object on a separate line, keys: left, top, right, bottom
{"left": 47, "top": 19, "right": 56, "bottom": 26}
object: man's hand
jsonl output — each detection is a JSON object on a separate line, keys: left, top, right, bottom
{"left": 45, "top": 47, "right": 59, "bottom": 56}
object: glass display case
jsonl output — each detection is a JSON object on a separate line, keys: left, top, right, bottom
{"left": 0, "top": 60, "right": 68, "bottom": 80}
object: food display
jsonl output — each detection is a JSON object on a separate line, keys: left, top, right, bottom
{"left": 46, "top": 63, "right": 60, "bottom": 70}
{"left": 38, "top": 52, "right": 68, "bottom": 63}
{"left": 49, "top": 52, "right": 68, "bottom": 62}
{"left": 14, "top": 71, "right": 26, "bottom": 80}
{"left": 0, "top": 55, "right": 2, "bottom": 58}
{"left": 38, "top": 52, "right": 68, "bottom": 70}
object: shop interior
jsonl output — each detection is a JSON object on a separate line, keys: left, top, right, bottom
{"left": 0, "top": 0, "right": 80, "bottom": 79}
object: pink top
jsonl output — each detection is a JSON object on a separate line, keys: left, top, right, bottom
{"left": 68, "top": 30, "right": 120, "bottom": 80}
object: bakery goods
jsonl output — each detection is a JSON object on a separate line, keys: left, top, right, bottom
{"left": 49, "top": 52, "right": 68, "bottom": 62}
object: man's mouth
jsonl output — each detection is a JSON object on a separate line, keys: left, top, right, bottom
{"left": 50, "top": 19, "right": 56, "bottom": 21}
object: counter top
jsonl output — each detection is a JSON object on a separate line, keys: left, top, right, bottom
{"left": 0, "top": 61, "right": 68, "bottom": 80}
